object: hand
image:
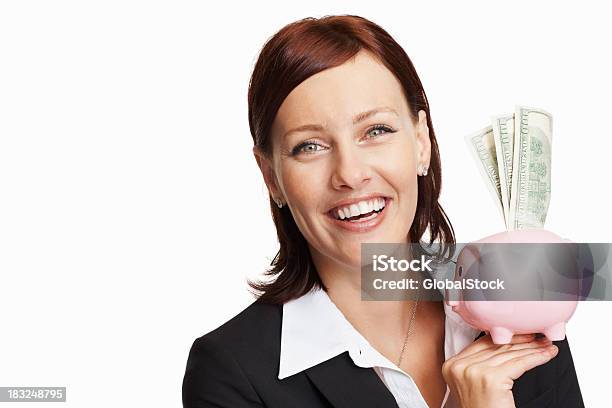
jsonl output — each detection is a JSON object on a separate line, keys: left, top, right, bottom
{"left": 442, "top": 333, "right": 559, "bottom": 408}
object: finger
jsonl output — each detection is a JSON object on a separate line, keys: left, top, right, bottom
{"left": 500, "top": 345, "right": 559, "bottom": 380}
{"left": 456, "top": 336, "right": 551, "bottom": 365}
{"left": 488, "top": 337, "right": 552, "bottom": 355}
{"left": 455, "top": 333, "right": 538, "bottom": 360}
{"left": 483, "top": 345, "right": 556, "bottom": 367}
{"left": 506, "top": 333, "right": 542, "bottom": 344}
{"left": 513, "top": 336, "right": 551, "bottom": 348}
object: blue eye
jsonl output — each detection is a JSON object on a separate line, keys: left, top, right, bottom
{"left": 291, "top": 141, "right": 325, "bottom": 155}
{"left": 367, "top": 124, "right": 395, "bottom": 138}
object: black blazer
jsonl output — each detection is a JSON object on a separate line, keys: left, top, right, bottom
{"left": 182, "top": 300, "right": 585, "bottom": 408}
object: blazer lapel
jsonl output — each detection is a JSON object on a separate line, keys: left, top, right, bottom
{"left": 305, "top": 351, "right": 399, "bottom": 408}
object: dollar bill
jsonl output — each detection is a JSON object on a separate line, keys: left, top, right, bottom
{"left": 465, "top": 105, "right": 553, "bottom": 230}
{"left": 491, "top": 114, "right": 515, "bottom": 225}
{"left": 464, "top": 125, "right": 506, "bottom": 226}
{"left": 507, "top": 105, "right": 553, "bottom": 230}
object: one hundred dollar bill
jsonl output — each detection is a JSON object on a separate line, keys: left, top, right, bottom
{"left": 464, "top": 125, "right": 506, "bottom": 226}
{"left": 508, "top": 105, "right": 553, "bottom": 230}
{"left": 491, "top": 113, "right": 515, "bottom": 225}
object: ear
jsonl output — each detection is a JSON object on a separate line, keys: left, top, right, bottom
{"left": 415, "top": 110, "right": 431, "bottom": 169}
{"left": 252, "top": 146, "right": 283, "bottom": 203}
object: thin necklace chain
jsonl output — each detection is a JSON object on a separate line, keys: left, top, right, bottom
{"left": 397, "top": 292, "right": 420, "bottom": 368}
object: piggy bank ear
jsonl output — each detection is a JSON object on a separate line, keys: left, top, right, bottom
{"left": 457, "top": 244, "right": 481, "bottom": 276}
{"left": 446, "top": 244, "right": 480, "bottom": 305}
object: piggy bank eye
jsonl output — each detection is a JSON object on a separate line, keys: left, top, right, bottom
{"left": 458, "top": 266, "right": 463, "bottom": 277}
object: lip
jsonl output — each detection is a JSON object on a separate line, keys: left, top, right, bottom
{"left": 325, "top": 197, "right": 391, "bottom": 233}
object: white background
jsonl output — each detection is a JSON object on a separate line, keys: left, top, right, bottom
{"left": 0, "top": 1, "right": 610, "bottom": 407}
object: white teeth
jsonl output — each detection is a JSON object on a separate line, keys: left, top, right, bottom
{"left": 358, "top": 201, "right": 369, "bottom": 214}
{"left": 332, "top": 197, "right": 387, "bottom": 220}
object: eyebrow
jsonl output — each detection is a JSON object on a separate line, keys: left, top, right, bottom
{"left": 282, "top": 106, "right": 399, "bottom": 139}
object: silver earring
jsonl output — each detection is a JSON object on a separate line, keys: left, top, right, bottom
{"left": 422, "top": 166, "right": 428, "bottom": 176}
{"left": 275, "top": 198, "right": 284, "bottom": 208}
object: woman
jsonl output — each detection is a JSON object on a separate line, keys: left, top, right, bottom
{"left": 182, "top": 15, "right": 584, "bottom": 408}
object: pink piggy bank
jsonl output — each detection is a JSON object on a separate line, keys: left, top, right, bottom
{"left": 446, "top": 228, "right": 586, "bottom": 344}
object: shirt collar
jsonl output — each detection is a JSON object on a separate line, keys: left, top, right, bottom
{"left": 278, "top": 287, "right": 480, "bottom": 380}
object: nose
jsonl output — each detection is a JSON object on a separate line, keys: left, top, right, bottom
{"left": 330, "top": 143, "right": 372, "bottom": 190}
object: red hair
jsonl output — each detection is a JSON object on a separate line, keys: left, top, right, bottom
{"left": 248, "top": 15, "right": 455, "bottom": 304}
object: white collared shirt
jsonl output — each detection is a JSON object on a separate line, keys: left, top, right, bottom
{"left": 278, "top": 288, "right": 480, "bottom": 408}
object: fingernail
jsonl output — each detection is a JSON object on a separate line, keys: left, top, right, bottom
{"left": 545, "top": 345, "right": 558, "bottom": 355}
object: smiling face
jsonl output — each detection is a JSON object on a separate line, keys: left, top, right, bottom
{"left": 254, "top": 50, "right": 431, "bottom": 274}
